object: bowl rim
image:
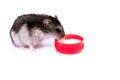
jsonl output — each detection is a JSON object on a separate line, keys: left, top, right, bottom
{"left": 55, "top": 34, "right": 84, "bottom": 54}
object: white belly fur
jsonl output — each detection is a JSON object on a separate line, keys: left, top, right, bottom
{"left": 11, "top": 24, "right": 46, "bottom": 48}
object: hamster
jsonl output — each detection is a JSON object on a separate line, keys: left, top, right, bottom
{"left": 10, "top": 14, "right": 65, "bottom": 50}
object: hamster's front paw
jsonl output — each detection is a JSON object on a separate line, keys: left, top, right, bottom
{"left": 29, "top": 46, "right": 36, "bottom": 52}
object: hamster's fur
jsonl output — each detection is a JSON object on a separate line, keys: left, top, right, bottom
{"left": 10, "top": 14, "right": 65, "bottom": 50}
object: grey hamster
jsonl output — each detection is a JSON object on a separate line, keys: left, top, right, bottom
{"left": 10, "top": 14, "right": 65, "bottom": 50}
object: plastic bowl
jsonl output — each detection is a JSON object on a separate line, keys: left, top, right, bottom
{"left": 55, "top": 34, "right": 84, "bottom": 54}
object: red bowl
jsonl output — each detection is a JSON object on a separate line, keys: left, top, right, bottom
{"left": 55, "top": 34, "right": 84, "bottom": 54}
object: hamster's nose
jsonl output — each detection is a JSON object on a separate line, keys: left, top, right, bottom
{"left": 62, "top": 33, "right": 65, "bottom": 38}
{"left": 59, "top": 33, "right": 65, "bottom": 39}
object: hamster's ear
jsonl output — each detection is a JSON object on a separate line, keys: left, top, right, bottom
{"left": 42, "top": 19, "right": 52, "bottom": 25}
{"left": 42, "top": 19, "right": 52, "bottom": 30}
{"left": 54, "top": 15, "right": 58, "bottom": 19}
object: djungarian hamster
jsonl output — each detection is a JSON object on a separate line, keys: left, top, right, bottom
{"left": 10, "top": 14, "right": 65, "bottom": 50}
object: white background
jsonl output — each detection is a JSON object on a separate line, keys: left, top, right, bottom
{"left": 0, "top": 0, "right": 120, "bottom": 80}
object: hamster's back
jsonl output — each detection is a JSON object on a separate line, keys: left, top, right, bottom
{"left": 10, "top": 14, "right": 50, "bottom": 32}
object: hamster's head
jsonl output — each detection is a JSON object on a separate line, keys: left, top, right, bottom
{"left": 41, "top": 15, "right": 65, "bottom": 40}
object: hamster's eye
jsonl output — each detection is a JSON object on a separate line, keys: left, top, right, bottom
{"left": 55, "top": 28, "right": 61, "bottom": 33}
